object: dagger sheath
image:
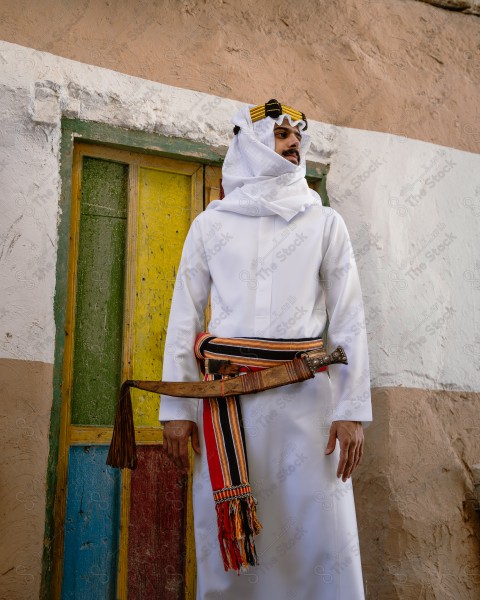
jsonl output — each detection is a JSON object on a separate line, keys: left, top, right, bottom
{"left": 126, "top": 346, "right": 347, "bottom": 398}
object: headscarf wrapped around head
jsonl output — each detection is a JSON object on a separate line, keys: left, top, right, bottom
{"left": 208, "top": 101, "right": 320, "bottom": 222}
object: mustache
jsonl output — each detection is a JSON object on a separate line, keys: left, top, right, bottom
{"left": 282, "top": 149, "right": 300, "bottom": 161}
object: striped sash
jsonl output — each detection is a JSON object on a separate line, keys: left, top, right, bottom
{"left": 194, "top": 333, "right": 325, "bottom": 572}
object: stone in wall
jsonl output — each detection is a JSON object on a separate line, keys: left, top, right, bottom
{"left": 416, "top": 0, "right": 480, "bottom": 15}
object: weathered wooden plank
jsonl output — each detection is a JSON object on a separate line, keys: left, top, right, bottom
{"left": 130, "top": 167, "right": 192, "bottom": 427}
{"left": 62, "top": 446, "right": 121, "bottom": 599}
{"left": 204, "top": 165, "right": 222, "bottom": 204}
{"left": 69, "top": 426, "right": 163, "bottom": 445}
{"left": 71, "top": 158, "right": 128, "bottom": 426}
{"left": 80, "top": 157, "right": 128, "bottom": 218}
{"left": 127, "top": 446, "right": 187, "bottom": 599}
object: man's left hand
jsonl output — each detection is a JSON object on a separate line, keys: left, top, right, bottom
{"left": 325, "top": 420, "right": 364, "bottom": 482}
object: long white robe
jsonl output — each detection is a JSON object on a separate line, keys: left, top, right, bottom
{"left": 159, "top": 199, "right": 372, "bottom": 600}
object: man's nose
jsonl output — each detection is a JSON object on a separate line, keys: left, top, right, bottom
{"left": 288, "top": 133, "right": 300, "bottom": 148}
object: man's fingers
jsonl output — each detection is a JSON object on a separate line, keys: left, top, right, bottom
{"left": 163, "top": 428, "right": 193, "bottom": 470}
{"left": 191, "top": 424, "right": 201, "bottom": 454}
{"left": 344, "top": 438, "right": 364, "bottom": 480}
{"left": 353, "top": 441, "right": 363, "bottom": 471}
{"left": 343, "top": 444, "right": 357, "bottom": 481}
{"left": 179, "top": 438, "right": 189, "bottom": 471}
{"left": 169, "top": 438, "right": 180, "bottom": 466}
{"left": 170, "top": 437, "right": 187, "bottom": 470}
{"left": 350, "top": 446, "right": 359, "bottom": 476}
{"left": 164, "top": 431, "right": 179, "bottom": 466}
{"left": 328, "top": 421, "right": 365, "bottom": 480}
{"left": 163, "top": 420, "right": 201, "bottom": 470}
{"left": 165, "top": 434, "right": 174, "bottom": 463}
{"left": 325, "top": 425, "right": 337, "bottom": 455}
{"left": 338, "top": 441, "right": 358, "bottom": 481}
{"left": 336, "top": 441, "right": 348, "bottom": 478}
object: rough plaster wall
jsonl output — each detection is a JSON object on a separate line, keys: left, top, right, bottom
{"left": 0, "top": 39, "right": 479, "bottom": 599}
{"left": 0, "top": 0, "right": 479, "bottom": 153}
{"left": 357, "top": 388, "right": 480, "bottom": 599}
{"left": 327, "top": 127, "right": 480, "bottom": 392}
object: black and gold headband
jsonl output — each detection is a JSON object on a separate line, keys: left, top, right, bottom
{"left": 233, "top": 98, "right": 308, "bottom": 134}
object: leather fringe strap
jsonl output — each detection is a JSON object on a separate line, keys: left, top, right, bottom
{"left": 106, "top": 380, "right": 137, "bottom": 469}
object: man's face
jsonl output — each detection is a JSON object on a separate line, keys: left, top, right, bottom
{"left": 274, "top": 117, "right": 302, "bottom": 166}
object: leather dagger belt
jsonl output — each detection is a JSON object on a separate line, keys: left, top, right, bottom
{"left": 126, "top": 346, "right": 347, "bottom": 399}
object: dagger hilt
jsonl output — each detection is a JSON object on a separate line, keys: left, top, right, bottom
{"left": 303, "top": 346, "right": 348, "bottom": 375}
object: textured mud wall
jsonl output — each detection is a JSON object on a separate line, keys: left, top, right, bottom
{"left": 0, "top": 0, "right": 479, "bottom": 153}
{"left": 0, "top": 360, "right": 53, "bottom": 600}
{"left": 357, "top": 388, "right": 480, "bottom": 599}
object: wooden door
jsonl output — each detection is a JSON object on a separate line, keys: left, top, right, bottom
{"left": 53, "top": 143, "right": 204, "bottom": 599}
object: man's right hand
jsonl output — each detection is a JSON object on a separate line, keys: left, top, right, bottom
{"left": 163, "top": 420, "right": 201, "bottom": 471}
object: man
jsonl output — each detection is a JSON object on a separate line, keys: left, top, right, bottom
{"left": 160, "top": 100, "right": 372, "bottom": 599}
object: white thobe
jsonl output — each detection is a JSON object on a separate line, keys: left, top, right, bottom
{"left": 160, "top": 200, "right": 372, "bottom": 600}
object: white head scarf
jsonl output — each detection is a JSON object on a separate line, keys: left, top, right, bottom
{"left": 207, "top": 105, "right": 320, "bottom": 222}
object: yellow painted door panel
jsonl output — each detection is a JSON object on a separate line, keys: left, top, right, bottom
{"left": 131, "top": 167, "right": 197, "bottom": 426}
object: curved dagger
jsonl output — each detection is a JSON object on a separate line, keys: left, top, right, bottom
{"left": 125, "top": 346, "right": 348, "bottom": 399}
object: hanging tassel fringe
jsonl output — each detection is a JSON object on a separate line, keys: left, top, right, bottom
{"left": 106, "top": 380, "right": 137, "bottom": 469}
{"left": 216, "top": 495, "right": 262, "bottom": 572}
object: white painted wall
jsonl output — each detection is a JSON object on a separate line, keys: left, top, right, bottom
{"left": 328, "top": 129, "right": 480, "bottom": 390}
{"left": 0, "top": 40, "right": 479, "bottom": 390}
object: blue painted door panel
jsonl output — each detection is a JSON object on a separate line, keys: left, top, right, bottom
{"left": 62, "top": 446, "right": 121, "bottom": 600}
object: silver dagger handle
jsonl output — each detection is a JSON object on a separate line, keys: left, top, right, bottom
{"left": 304, "top": 346, "right": 348, "bottom": 374}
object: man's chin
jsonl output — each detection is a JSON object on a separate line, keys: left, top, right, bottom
{"left": 284, "top": 155, "right": 299, "bottom": 165}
